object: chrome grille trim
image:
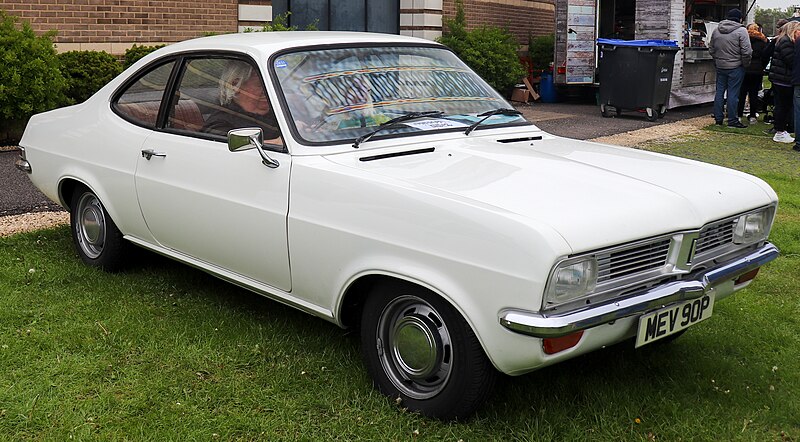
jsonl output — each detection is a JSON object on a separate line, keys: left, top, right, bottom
{"left": 542, "top": 205, "right": 777, "bottom": 314}
{"left": 696, "top": 219, "right": 736, "bottom": 255}
{"left": 597, "top": 239, "right": 671, "bottom": 282}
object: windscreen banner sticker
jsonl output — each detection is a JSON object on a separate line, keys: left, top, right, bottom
{"left": 274, "top": 60, "right": 288, "bottom": 69}
{"left": 303, "top": 66, "right": 496, "bottom": 115}
{"left": 404, "top": 119, "right": 469, "bottom": 130}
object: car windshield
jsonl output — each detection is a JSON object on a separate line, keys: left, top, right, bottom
{"left": 271, "top": 45, "right": 529, "bottom": 145}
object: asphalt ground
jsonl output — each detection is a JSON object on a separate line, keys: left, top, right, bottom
{"left": 1, "top": 149, "right": 63, "bottom": 216}
{"left": 1, "top": 99, "right": 714, "bottom": 216}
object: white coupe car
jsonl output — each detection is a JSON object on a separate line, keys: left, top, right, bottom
{"left": 17, "top": 32, "right": 779, "bottom": 419}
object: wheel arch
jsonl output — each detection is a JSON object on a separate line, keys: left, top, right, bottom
{"left": 58, "top": 177, "right": 89, "bottom": 211}
{"left": 336, "top": 272, "right": 479, "bottom": 339}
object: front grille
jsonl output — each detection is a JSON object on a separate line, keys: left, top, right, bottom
{"left": 596, "top": 238, "right": 671, "bottom": 283}
{"left": 696, "top": 219, "right": 735, "bottom": 255}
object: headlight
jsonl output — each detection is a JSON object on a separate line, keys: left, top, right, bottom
{"left": 544, "top": 257, "right": 597, "bottom": 307}
{"left": 733, "top": 207, "right": 774, "bottom": 244}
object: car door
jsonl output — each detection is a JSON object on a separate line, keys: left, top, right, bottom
{"left": 133, "top": 55, "right": 292, "bottom": 291}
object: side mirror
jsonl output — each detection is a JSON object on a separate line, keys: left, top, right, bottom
{"left": 227, "top": 128, "right": 279, "bottom": 169}
{"left": 228, "top": 127, "right": 262, "bottom": 152}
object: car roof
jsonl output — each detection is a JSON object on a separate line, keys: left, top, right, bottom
{"left": 161, "top": 31, "right": 441, "bottom": 57}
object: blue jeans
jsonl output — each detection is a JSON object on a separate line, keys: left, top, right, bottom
{"left": 714, "top": 67, "right": 745, "bottom": 124}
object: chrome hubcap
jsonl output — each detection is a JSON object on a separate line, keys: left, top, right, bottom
{"left": 393, "top": 316, "right": 438, "bottom": 379}
{"left": 377, "top": 295, "right": 452, "bottom": 399}
{"left": 75, "top": 193, "right": 106, "bottom": 259}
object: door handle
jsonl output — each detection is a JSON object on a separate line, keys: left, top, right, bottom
{"left": 141, "top": 149, "right": 167, "bottom": 160}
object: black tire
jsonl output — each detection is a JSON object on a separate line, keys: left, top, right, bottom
{"left": 646, "top": 108, "right": 658, "bottom": 122}
{"left": 601, "top": 104, "right": 612, "bottom": 118}
{"left": 360, "top": 281, "right": 497, "bottom": 420}
{"left": 70, "top": 186, "right": 128, "bottom": 271}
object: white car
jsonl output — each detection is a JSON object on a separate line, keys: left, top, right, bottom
{"left": 17, "top": 32, "right": 779, "bottom": 419}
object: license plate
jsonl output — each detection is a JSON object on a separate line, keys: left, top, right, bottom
{"left": 635, "top": 294, "right": 715, "bottom": 348}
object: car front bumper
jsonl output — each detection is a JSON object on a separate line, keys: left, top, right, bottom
{"left": 499, "top": 242, "right": 779, "bottom": 338}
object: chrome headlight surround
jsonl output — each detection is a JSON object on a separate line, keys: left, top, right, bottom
{"left": 733, "top": 206, "right": 775, "bottom": 245}
{"left": 543, "top": 256, "right": 598, "bottom": 309}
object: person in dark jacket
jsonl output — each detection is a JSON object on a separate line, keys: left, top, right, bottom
{"left": 738, "top": 24, "right": 769, "bottom": 123}
{"left": 767, "top": 21, "right": 800, "bottom": 143}
{"left": 709, "top": 8, "right": 752, "bottom": 128}
{"left": 792, "top": 26, "right": 800, "bottom": 152}
{"left": 762, "top": 19, "right": 789, "bottom": 68}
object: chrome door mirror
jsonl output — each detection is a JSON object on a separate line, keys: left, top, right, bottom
{"left": 228, "top": 128, "right": 262, "bottom": 152}
{"left": 227, "top": 128, "right": 279, "bottom": 169}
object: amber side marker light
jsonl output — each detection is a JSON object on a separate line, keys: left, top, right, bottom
{"left": 543, "top": 330, "right": 584, "bottom": 355}
{"left": 734, "top": 268, "right": 760, "bottom": 285}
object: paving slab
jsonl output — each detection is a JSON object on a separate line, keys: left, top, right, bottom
{"left": 517, "top": 100, "right": 714, "bottom": 140}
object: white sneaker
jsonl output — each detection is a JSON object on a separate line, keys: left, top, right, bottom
{"left": 773, "top": 131, "right": 795, "bottom": 143}
{"left": 749, "top": 117, "right": 758, "bottom": 124}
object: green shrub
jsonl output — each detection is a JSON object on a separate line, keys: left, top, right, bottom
{"left": 123, "top": 44, "right": 166, "bottom": 70}
{"left": 529, "top": 33, "right": 555, "bottom": 71}
{"left": 244, "top": 11, "right": 318, "bottom": 32}
{"left": 0, "top": 11, "right": 67, "bottom": 139}
{"left": 437, "top": 0, "right": 525, "bottom": 93}
{"left": 58, "top": 51, "right": 122, "bottom": 104}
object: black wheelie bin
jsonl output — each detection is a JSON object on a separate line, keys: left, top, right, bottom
{"left": 596, "top": 39, "right": 680, "bottom": 121}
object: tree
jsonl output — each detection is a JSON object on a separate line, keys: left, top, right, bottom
{"left": 755, "top": 7, "right": 796, "bottom": 36}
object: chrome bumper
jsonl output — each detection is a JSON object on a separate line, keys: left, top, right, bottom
{"left": 15, "top": 158, "right": 31, "bottom": 173}
{"left": 500, "top": 242, "right": 779, "bottom": 338}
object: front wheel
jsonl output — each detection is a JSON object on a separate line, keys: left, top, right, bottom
{"left": 360, "top": 282, "right": 497, "bottom": 420}
{"left": 70, "top": 187, "right": 128, "bottom": 271}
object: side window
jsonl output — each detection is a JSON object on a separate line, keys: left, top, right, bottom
{"left": 167, "top": 57, "right": 282, "bottom": 145}
{"left": 114, "top": 61, "right": 176, "bottom": 128}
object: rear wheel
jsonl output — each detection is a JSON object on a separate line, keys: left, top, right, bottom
{"left": 360, "top": 282, "right": 497, "bottom": 420}
{"left": 70, "top": 187, "right": 128, "bottom": 271}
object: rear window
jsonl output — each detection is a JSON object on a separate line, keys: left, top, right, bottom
{"left": 113, "top": 61, "right": 176, "bottom": 128}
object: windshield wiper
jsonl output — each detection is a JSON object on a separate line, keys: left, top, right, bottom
{"left": 464, "top": 108, "right": 523, "bottom": 135}
{"left": 352, "top": 110, "right": 444, "bottom": 148}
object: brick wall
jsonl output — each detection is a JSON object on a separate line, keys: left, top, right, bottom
{"left": 0, "top": 0, "right": 239, "bottom": 53}
{"left": 0, "top": 0, "right": 552, "bottom": 53}
{"left": 443, "top": 0, "right": 555, "bottom": 44}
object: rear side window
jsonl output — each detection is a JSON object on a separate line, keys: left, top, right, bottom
{"left": 114, "top": 61, "right": 176, "bottom": 128}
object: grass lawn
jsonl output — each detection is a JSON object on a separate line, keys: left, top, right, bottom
{"left": 1, "top": 124, "right": 799, "bottom": 440}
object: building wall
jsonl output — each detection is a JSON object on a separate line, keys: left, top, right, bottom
{"left": 400, "top": 0, "right": 444, "bottom": 40}
{"left": 0, "top": 0, "right": 273, "bottom": 53}
{"left": 442, "top": 0, "right": 556, "bottom": 44}
{"left": 1, "top": 0, "right": 553, "bottom": 53}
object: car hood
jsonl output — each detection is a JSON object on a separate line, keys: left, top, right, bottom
{"left": 323, "top": 135, "right": 776, "bottom": 251}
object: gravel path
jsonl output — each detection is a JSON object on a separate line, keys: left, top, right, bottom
{"left": 0, "top": 211, "right": 69, "bottom": 237}
{"left": 0, "top": 115, "right": 710, "bottom": 238}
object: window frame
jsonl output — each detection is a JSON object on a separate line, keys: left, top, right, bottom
{"left": 268, "top": 42, "right": 532, "bottom": 147}
{"left": 110, "top": 57, "right": 180, "bottom": 130}
{"left": 110, "top": 50, "right": 287, "bottom": 153}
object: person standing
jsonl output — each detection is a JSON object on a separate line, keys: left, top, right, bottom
{"left": 738, "top": 23, "right": 769, "bottom": 124}
{"left": 709, "top": 8, "right": 752, "bottom": 128}
{"left": 792, "top": 27, "right": 800, "bottom": 152}
{"left": 767, "top": 21, "right": 800, "bottom": 143}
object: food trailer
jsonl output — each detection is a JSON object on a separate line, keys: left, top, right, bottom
{"left": 554, "top": 0, "right": 752, "bottom": 108}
